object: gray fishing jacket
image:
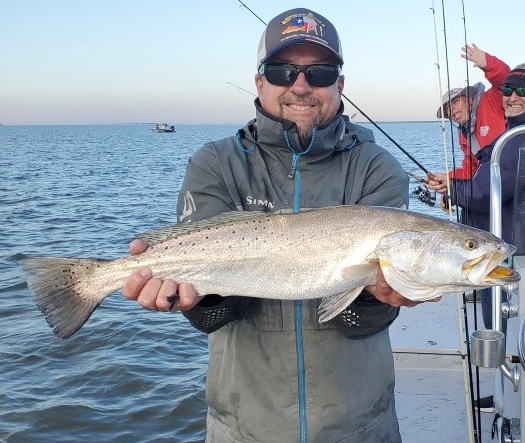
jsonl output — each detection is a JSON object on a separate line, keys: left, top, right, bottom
{"left": 177, "top": 100, "right": 409, "bottom": 443}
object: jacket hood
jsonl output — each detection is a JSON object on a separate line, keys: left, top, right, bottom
{"left": 459, "top": 82, "right": 485, "bottom": 135}
{"left": 235, "top": 99, "right": 375, "bottom": 156}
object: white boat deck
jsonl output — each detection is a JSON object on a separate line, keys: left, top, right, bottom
{"left": 392, "top": 288, "right": 522, "bottom": 443}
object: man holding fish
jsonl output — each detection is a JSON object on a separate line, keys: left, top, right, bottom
{"left": 120, "top": 8, "right": 449, "bottom": 443}
{"left": 21, "top": 7, "right": 519, "bottom": 443}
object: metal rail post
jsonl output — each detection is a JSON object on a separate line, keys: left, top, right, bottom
{"left": 490, "top": 126, "right": 525, "bottom": 440}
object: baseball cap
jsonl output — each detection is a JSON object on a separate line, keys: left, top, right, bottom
{"left": 436, "top": 86, "right": 477, "bottom": 119}
{"left": 257, "top": 8, "right": 343, "bottom": 69}
{"left": 504, "top": 68, "right": 525, "bottom": 87}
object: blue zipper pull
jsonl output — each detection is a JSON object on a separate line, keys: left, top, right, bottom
{"left": 288, "top": 154, "right": 299, "bottom": 179}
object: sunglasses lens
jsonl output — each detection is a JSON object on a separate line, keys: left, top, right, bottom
{"left": 263, "top": 64, "right": 339, "bottom": 87}
{"left": 502, "top": 86, "right": 525, "bottom": 97}
{"left": 265, "top": 65, "right": 297, "bottom": 86}
{"left": 305, "top": 66, "right": 339, "bottom": 87}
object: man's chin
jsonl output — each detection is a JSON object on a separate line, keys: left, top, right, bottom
{"left": 505, "top": 108, "right": 525, "bottom": 118}
{"left": 296, "top": 122, "right": 317, "bottom": 144}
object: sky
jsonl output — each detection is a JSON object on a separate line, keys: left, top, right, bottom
{"left": 0, "top": 0, "right": 521, "bottom": 125}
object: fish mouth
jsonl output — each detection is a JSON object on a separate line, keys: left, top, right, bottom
{"left": 484, "top": 265, "right": 521, "bottom": 285}
{"left": 463, "top": 244, "right": 518, "bottom": 285}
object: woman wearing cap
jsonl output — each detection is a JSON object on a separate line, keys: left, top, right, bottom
{"left": 427, "top": 44, "right": 510, "bottom": 192}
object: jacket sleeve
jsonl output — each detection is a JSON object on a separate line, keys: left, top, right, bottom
{"left": 481, "top": 53, "right": 511, "bottom": 126}
{"left": 177, "top": 144, "right": 254, "bottom": 333}
{"left": 484, "top": 53, "right": 511, "bottom": 91}
{"left": 448, "top": 132, "right": 479, "bottom": 180}
{"left": 335, "top": 147, "right": 409, "bottom": 338}
{"left": 333, "top": 290, "right": 401, "bottom": 339}
{"left": 351, "top": 146, "right": 410, "bottom": 208}
{"left": 452, "top": 144, "right": 519, "bottom": 213}
{"left": 478, "top": 53, "right": 511, "bottom": 143}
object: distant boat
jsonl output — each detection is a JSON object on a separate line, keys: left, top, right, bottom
{"left": 151, "top": 123, "right": 175, "bottom": 133}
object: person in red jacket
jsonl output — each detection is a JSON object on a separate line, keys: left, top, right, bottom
{"left": 427, "top": 43, "right": 510, "bottom": 191}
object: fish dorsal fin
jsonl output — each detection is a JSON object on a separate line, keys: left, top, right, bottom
{"left": 137, "top": 210, "right": 268, "bottom": 246}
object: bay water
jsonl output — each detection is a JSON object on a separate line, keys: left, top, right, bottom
{"left": 1, "top": 121, "right": 454, "bottom": 443}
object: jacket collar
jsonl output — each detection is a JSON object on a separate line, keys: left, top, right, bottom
{"left": 237, "top": 99, "right": 375, "bottom": 156}
{"left": 507, "top": 112, "right": 525, "bottom": 129}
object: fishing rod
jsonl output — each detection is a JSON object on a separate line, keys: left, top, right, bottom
{"left": 406, "top": 171, "right": 426, "bottom": 183}
{"left": 435, "top": 3, "right": 480, "bottom": 442}
{"left": 227, "top": 81, "right": 257, "bottom": 97}
{"left": 341, "top": 93, "right": 428, "bottom": 174}
{"left": 440, "top": 0, "right": 463, "bottom": 225}
{"left": 459, "top": 1, "right": 477, "bottom": 231}
{"left": 430, "top": 1, "right": 454, "bottom": 220}
{"left": 236, "top": 0, "right": 266, "bottom": 26}
{"left": 458, "top": 4, "right": 489, "bottom": 443}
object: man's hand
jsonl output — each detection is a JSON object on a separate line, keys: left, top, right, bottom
{"left": 461, "top": 43, "right": 487, "bottom": 69}
{"left": 365, "top": 268, "right": 441, "bottom": 307}
{"left": 425, "top": 171, "right": 448, "bottom": 194}
{"left": 122, "top": 238, "right": 203, "bottom": 312}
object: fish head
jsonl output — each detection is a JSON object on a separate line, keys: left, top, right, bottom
{"left": 375, "top": 227, "right": 520, "bottom": 301}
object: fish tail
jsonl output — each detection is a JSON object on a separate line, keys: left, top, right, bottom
{"left": 19, "top": 257, "right": 114, "bottom": 339}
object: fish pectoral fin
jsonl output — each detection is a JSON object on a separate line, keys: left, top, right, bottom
{"left": 318, "top": 287, "right": 365, "bottom": 323}
{"left": 317, "top": 263, "right": 378, "bottom": 322}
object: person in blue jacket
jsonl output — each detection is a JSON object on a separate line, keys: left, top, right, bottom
{"left": 449, "top": 65, "right": 525, "bottom": 248}
{"left": 444, "top": 65, "right": 525, "bottom": 411}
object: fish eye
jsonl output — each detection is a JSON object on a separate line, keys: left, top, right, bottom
{"left": 464, "top": 239, "right": 478, "bottom": 250}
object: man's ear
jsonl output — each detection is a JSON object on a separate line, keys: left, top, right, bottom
{"left": 255, "top": 74, "right": 263, "bottom": 94}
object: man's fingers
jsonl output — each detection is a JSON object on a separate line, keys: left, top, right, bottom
{"left": 137, "top": 278, "right": 163, "bottom": 309}
{"left": 129, "top": 238, "right": 149, "bottom": 256}
{"left": 122, "top": 267, "right": 152, "bottom": 299}
{"left": 156, "top": 279, "right": 179, "bottom": 311}
{"left": 179, "top": 282, "right": 200, "bottom": 310}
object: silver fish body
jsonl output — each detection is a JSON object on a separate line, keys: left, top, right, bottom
{"left": 19, "top": 205, "right": 520, "bottom": 339}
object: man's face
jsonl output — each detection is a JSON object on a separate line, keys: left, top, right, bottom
{"left": 255, "top": 45, "right": 344, "bottom": 145}
{"left": 503, "top": 87, "right": 525, "bottom": 117}
{"left": 446, "top": 96, "right": 471, "bottom": 124}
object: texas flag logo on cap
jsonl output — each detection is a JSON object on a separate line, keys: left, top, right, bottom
{"left": 281, "top": 13, "right": 325, "bottom": 38}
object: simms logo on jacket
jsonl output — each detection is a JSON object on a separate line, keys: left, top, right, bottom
{"left": 180, "top": 191, "right": 196, "bottom": 223}
{"left": 246, "top": 196, "right": 275, "bottom": 210}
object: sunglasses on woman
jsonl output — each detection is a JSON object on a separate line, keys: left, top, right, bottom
{"left": 501, "top": 86, "right": 525, "bottom": 97}
{"left": 259, "top": 63, "right": 340, "bottom": 87}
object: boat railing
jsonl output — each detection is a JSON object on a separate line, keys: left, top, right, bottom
{"left": 475, "top": 125, "right": 525, "bottom": 442}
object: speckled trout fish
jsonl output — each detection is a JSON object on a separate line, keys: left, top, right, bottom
{"left": 20, "top": 205, "right": 520, "bottom": 339}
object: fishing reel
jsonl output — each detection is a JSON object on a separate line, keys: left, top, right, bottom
{"left": 411, "top": 184, "right": 436, "bottom": 207}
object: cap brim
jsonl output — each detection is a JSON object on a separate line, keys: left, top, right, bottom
{"left": 259, "top": 40, "right": 343, "bottom": 67}
{"left": 436, "top": 86, "right": 477, "bottom": 119}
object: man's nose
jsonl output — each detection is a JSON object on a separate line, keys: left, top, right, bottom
{"left": 290, "top": 72, "right": 312, "bottom": 93}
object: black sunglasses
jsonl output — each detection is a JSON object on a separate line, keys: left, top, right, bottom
{"left": 501, "top": 86, "right": 525, "bottom": 97}
{"left": 259, "top": 63, "right": 340, "bottom": 87}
